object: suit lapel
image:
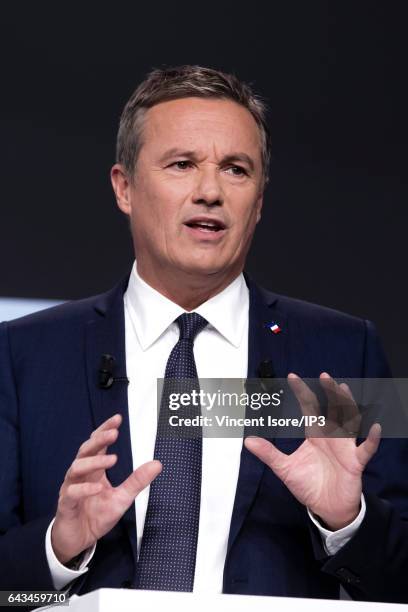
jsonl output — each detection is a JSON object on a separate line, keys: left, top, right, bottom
{"left": 246, "top": 276, "right": 289, "bottom": 380}
{"left": 226, "top": 275, "right": 289, "bottom": 556}
{"left": 85, "top": 274, "right": 138, "bottom": 566}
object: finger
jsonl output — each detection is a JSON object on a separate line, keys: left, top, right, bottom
{"left": 117, "top": 460, "right": 162, "bottom": 503}
{"left": 66, "top": 454, "right": 117, "bottom": 483}
{"left": 340, "top": 385, "right": 362, "bottom": 437}
{"left": 91, "top": 414, "right": 122, "bottom": 439}
{"left": 320, "top": 373, "right": 346, "bottom": 421}
{"left": 317, "top": 375, "right": 360, "bottom": 438}
{"left": 356, "top": 423, "right": 382, "bottom": 467}
{"left": 338, "top": 382, "right": 362, "bottom": 430}
{"left": 342, "top": 415, "right": 362, "bottom": 438}
{"left": 92, "top": 414, "right": 122, "bottom": 455}
{"left": 320, "top": 374, "right": 360, "bottom": 428}
{"left": 77, "top": 414, "right": 122, "bottom": 459}
{"left": 59, "top": 482, "right": 103, "bottom": 511}
{"left": 287, "top": 373, "right": 319, "bottom": 418}
{"left": 287, "top": 374, "right": 324, "bottom": 437}
{"left": 244, "top": 436, "right": 290, "bottom": 480}
{"left": 320, "top": 373, "right": 340, "bottom": 422}
{"left": 77, "top": 428, "right": 119, "bottom": 459}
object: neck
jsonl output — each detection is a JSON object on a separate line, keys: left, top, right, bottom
{"left": 136, "top": 261, "right": 243, "bottom": 310}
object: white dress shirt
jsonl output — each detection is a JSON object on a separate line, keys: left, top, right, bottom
{"left": 46, "top": 262, "right": 365, "bottom": 590}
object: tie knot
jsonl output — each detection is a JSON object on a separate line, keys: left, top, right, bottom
{"left": 176, "top": 312, "right": 208, "bottom": 341}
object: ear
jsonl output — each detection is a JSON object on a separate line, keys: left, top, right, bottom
{"left": 111, "top": 164, "right": 132, "bottom": 215}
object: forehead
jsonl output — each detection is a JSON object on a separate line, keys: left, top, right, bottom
{"left": 141, "top": 97, "right": 262, "bottom": 157}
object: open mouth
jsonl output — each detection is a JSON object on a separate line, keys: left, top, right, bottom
{"left": 184, "top": 218, "right": 226, "bottom": 233}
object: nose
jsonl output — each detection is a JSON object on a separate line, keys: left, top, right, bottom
{"left": 191, "top": 166, "right": 223, "bottom": 207}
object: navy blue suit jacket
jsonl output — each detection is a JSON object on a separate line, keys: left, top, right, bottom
{"left": 1, "top": 273, "right": 408, "bottom": 603}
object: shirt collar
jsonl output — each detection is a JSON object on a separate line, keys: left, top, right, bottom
{"left": 124, "top": 261, "right": 248, "bottom": 350}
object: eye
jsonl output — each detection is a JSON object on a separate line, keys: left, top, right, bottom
{"left": 225, "top": 165, "right": 248, "bottom": 177}
{"left": 169, "top": 160, "right": 192, "bottom": 170}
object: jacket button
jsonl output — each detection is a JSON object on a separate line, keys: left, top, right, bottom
{"left": 121, "top": 579, "right": 134, "bottom": 589}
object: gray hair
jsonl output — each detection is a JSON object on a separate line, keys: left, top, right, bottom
{"left": 116, "top": 65, "right": 271, "bottom": 184}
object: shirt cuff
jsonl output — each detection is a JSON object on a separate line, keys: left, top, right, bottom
{"left": 45, "top": 518, "right": 96, "bottom": 590}
{"left": 307, "top": 494, "right": 366, "bottom": 556}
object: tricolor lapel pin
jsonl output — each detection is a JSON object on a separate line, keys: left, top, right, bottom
{"left": 265, "top": 321, "right": 282, "bottom": 334}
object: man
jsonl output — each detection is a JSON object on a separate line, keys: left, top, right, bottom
{"left": 0, "top": 65, "right": 407, "bottom": 604}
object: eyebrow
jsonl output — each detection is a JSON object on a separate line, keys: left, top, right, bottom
{"left": 158, "top": 148, "right": 255, "bottom": 171}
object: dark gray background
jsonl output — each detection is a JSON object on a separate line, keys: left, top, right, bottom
{"left": 1, "top": 2, "right": 407, "bottom": 373}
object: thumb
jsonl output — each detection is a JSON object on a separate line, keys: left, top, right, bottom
{"left": 119, "top": 460, "right": 162, "bottom": 501}
{"left": 356, "top": 423, "right": 381, "bottom": 467}
{"left": 244, "top": 437, "right": 289, "bottom": 480}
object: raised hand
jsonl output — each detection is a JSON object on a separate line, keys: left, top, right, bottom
{"left": 51, "top": 414, "right": 162, "bottom": 565}
{"left": 244, "top": 373, "right": 381, "bottom": 530}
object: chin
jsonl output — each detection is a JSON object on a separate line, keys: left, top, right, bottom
{"left": 179, "top": 258, "right": 233, "bottom": 278}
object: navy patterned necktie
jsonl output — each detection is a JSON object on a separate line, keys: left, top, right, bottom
{"left": 135, "top": 312, "right": 208, "bottom": 591}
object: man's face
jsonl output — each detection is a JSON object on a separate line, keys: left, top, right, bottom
{"left": 113, "top": 97, "right": 264, "bottom": 282}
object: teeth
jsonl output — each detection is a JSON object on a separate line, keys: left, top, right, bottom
{"left": 186, "top": 219, "right": 224, "bottom": 232}
{"left": 197, "top": 224, "right": 217, "bottom": 232}
{"left": 192, "top": 221, "right": 220, "bottom": 229}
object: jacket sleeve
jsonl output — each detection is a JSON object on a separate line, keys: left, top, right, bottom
{"left": 0, "top": 321, "right": 55, "bottom": 591}
{"left": 315, "top": 320, "right": 408, "bottom": 603}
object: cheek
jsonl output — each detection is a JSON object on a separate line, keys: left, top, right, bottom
{"left": 232, "top": 192, "right": 262, "bottom": 228}
{"left": 133, "top": 175, "right": 191, "bottom": 224}
{"left": 130, "top": 194, "right": 189, "bottom": 254}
